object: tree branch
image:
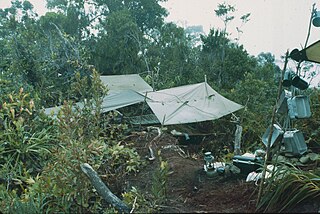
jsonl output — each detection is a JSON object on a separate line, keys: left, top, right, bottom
{"left": 80, "top": 163, "right": 131, "bottom": 213}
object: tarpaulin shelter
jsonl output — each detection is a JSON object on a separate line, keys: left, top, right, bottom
{"left": 45, "top": 74, "right": 243, "bottom": 125}
{"left": 100, "top": 74, "right": 153, "bottom": 93}
{"left": 100, "top": 74, "right": 153, "bottom": 113}
{"left": 45, "top": 74, "right": 152, "bottom": 116}
{"left": 146, "top": 82, "right": 243, "bottom": 125}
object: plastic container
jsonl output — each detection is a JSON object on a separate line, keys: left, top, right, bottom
{"left": 287, "top": 95, "right": 311, "bottom": 119}
{"left": 282, "top": 129, "right": 307, "bottom": 156}
{"left": 262, "top": 124, "right": 284, "bottom": 148}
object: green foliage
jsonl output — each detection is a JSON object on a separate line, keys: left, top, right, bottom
{"left": 0, "top": 61, "right": 145, "bottom": 213}
{"left": 0, "top": 180, "right": 50, "bottom": 214}
{"left": 121, "top": 155, "right": 171, "bottom": 213}
{"left": 92, "top": 9, "right": 143, "bottom": 75}
{"left": 0, "top": 88, "right": 56, "bottom": 177}
{"left": 150, "top": 22, "right": 199, "bottom": 89}
{"left": 105, "top": 142, "right": 143, "bottom": 176}
{"left": 257, "top": 165, "right": 320, "bottom": 212}
{"left": 122, "top": 186, "right": 155, "bottom": 213}
{"left": 0, "top": 1, "right": 96, "bottom": 107}
{"left": 229, "top": 70, "right": 278, "bottom": 151}
{"left": 1, "top": 1, "right": 319, "bottom": 213}
{"left": 61, "top": 69, "right": 107, "bottom": 141}
{"left": 199, "top": 28, "right": 256, "bottom": 89}
{"left": 37, "top": 137, "right": 106, "bottom": 213}
{"left": 96, "top": 0, "right": 168, "bottom": 34}
{"left": 18, "top": 69, "right": 143, "bottom": 213}
{"left": 151, "top": 157, "right": 170, "bottom": 205}
{"left": 214, "top": 3, "right": 235, "bottom": 21}
{"left": 30, "top": 70, "right": 108, "bottom": 213}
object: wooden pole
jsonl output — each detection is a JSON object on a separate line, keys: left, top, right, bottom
{"left": 297, "top": 3, "right": 316, "bottom": 75}
{"left": 80, "top": 163, "right": 131, "bottom": 213}
{"left": 256, "top": 51, "right": 289, "bottom": 208}
{"left": 234, "top": 123, "right": 242, "bottom": 155}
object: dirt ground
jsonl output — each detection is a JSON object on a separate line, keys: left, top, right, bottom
{"left": 123, "top": 131, "right": 258, "bottom": 213}
{"left": 120, "top": 130, "right": 319, "bottom": 213}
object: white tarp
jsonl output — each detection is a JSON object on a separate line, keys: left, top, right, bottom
{"left": 101, "top": 89, "right": 149, "bottom": 113}
{"left": 45, "top": 75, "right": 243, "bottom": 126}
{"left": 45, "top": 74, "right": 152, "bottom": 116}
{"left": 99, "top": 74, "right": 152, "bottom": 113}
{"left": 146, "top": 82, "right": 243, "bottom": 125}
{"left": 44, "top": 90, "right": 148, "bottom": 116}
{"left": 100, "top": 74, "right": 153, "bottom": 93}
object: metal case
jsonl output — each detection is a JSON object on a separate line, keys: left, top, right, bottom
{"left": 282, "top": 129, "right": 307, "bottom": 156}
{"left": 262, "top": 124, "right": 284, "bottom": 148}
{"left": 276, "top": 90, "right": 292, "bottom": 114}
{"left": 233, "top": 155, "right": 263, "bottom": 175}
{"left": 287, "top": 95, "right": 311, "bottom": 119}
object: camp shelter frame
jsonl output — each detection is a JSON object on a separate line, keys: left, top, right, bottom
{"left": 45, "top": 74, "right": 243, "bottom": 127}
{"left": 145, "top": 82, "right": 243, "bottom": 125}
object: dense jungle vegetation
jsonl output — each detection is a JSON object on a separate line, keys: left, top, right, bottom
{"left": 0, "top": 0, "right": 319, "bottom": 213}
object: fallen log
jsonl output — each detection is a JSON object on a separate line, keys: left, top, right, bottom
{"left": 80, "top": 163, "right": 131, "bottom": 213}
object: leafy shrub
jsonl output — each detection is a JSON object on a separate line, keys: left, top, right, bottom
{"left": 0, "top": 179, "right": 50, "bottom": 214}
{"left": 23, "top": 69, "right": 143, "bottom": 213}
{"left": 151, "top": 158, "right": 170, "bottom": 205}
{"left": 0, "top": 88, "right": 56, "bottom": 177}
{"left": 122, "top": 156, "right": 171, "bottom": 213}
{"left": 122, "top": 186, "right": 155, "bottom": 213}
{"left": 29, "top": 70, "right": 108, "bottom": 213}
{"left": 257, "top": 164, "right": 320, "bottom": 212}
{"left": 227, "top": 72, "right": 277, "bottom": 153}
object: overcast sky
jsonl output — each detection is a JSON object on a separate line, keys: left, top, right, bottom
{"left": 1, "top": 0, "right": 320, "bottom": 85}
{"left": 162, "top": 0, "right": 320, "bottom": 59}
{"left": 1, "top": 0, "right": 319, "bottom": 59}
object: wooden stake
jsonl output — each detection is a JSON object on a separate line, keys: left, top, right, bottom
{"left": 256, "top": 51, "right": 289, "bottom": 208}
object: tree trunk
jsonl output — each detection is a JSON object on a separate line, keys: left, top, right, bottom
{"left": 234, "top": 124, "right": 242, "bottom": 155}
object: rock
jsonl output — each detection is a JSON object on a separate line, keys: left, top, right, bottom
{"left": 277, "top": 155, "right": 287, "bottom": 163}
{"left": 307, "top": 153, "right": 319, "bottom": 161}
{"left": 291, "top": 158, "right": 299, "bottom": 163}
{"left": 299, "top": 156, "right": 310, "bottom": 164}
{"left": 229, "top": 164, "right": 241, "bottom": 174}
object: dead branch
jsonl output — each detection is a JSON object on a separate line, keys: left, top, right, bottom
{"left": 80, "top": 163, "right": 131, "bottom": 213}
{"left": 148, "top": 146, "right": 156, "bottom": 161}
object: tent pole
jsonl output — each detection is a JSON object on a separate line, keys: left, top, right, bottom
{"left": 297, "top": 3, "right": 316, "bottom": 75}
{"left": 204, "top": 75, "right": 209, "bottom": 97}
{"left": 139, "top": 92, "right": 148, "bottom": 131}
{"left": 161, "top": 115, "right": 166, "bottom": 129}
{"left": 256, "top": 50, "right": 289, "bottom": 208}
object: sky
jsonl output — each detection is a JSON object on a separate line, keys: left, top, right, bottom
{"left": 0, "top": 0, "right": 319, "bottom": 59}
{"left": 1, "top": 0, "right": 320, "bottom": 85}
{"left": 162, "top": 0, "right": 320, "bottom": 59}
